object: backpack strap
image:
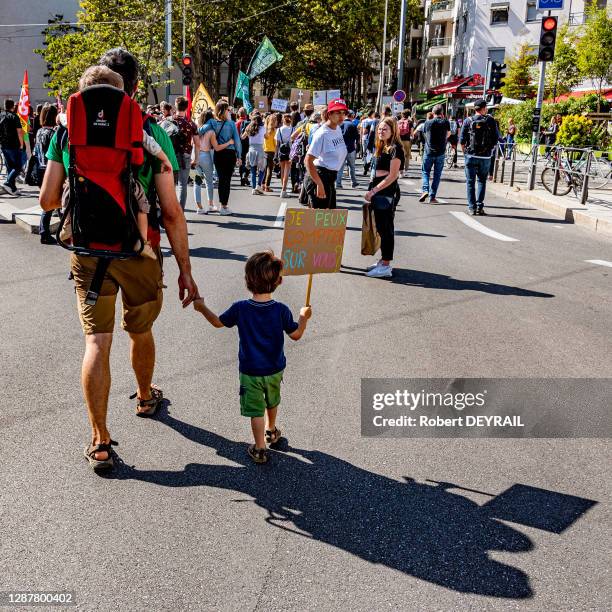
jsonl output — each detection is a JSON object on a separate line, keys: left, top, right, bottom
{"left": 85, "top": 258, "right": 111, "bottom": 306}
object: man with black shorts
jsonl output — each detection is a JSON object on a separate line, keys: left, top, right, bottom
{"left": 39, "top": 48, "right": 199, "bottom": 472}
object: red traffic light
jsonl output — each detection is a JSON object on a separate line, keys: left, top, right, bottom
{"left": 181, "top": 55, "right": 192, "bottom": 66}
{"left": 542, "top": 17, "right": 557, "bottom": 31}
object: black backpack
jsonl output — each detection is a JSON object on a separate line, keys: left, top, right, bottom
{"left": 466, "top": 114, "right": 497, "bottom": 156}
{"left": 0, "top": 111, "right": 16, "bottom": 147}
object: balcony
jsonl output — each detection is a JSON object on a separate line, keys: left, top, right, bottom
{"left": 429, "top": 0, "right": 455, "bottom": 22}
{"left": 428, "top": 36, "right": 452, "bottom": 56}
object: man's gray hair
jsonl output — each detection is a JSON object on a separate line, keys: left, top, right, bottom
{"left": 432, "top": 104, "right": 444, "bottom": 116}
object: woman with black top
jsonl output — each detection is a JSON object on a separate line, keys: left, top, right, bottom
{"left": 364, "top": 117, "right": 404, "bottom": 278}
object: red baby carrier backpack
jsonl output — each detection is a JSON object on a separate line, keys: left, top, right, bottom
{"left": 56, "top": 84, "right": 145, "bottom": 305}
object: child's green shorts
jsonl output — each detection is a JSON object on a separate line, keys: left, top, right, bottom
{"left": 239, "top": 370, "right": 284, "bottom": 418}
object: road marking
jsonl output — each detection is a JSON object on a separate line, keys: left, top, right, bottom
{"left": 274, "top": 201, "right": 287, "bottom": 228}
{"left": 450, "top": 211, "right": 519, "bottom": 242}
{"left": 401, "top": 179, "right": 415, "bottom": 186}
{"left": 586, "top": 259, "right": 612, "bottom": 268}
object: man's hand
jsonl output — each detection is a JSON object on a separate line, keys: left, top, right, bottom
{"left": 316, "top": 183, "right": 326, "bottom": 200}
{"left": 300, "top": 306, "right": 312, "bottom": 319}
{"left": 178, "top": 271, "right": 199, "bottom": 308}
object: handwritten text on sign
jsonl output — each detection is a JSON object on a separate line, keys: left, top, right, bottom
{"left": 281, "top": 208, "right": 348, "bottom": 275}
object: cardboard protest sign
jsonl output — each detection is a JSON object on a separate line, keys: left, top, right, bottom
{"left": 254, "top": 96, "right": 269, "bottom": 112}
{"left": 290, "top": 88, "right": 312, "bottom": 106}
{"left": 281, "top": 208, "right": 348, "bottom": 276}
{"left": 271, "top": 98, "right": 288, "bottom": 112}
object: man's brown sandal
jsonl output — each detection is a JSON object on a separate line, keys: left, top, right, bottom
{"left": 265, "top": 427, "right": 282, "bottom": 445}
{"left": 130, "top": 384, "right": 163, "bottom": 417}
{"left": 84, "top": 439, "right": 118, "bottom": 472}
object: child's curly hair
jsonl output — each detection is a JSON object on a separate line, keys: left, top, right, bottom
{"left": 245, "top": 251, "right": 283, "bottom": 294}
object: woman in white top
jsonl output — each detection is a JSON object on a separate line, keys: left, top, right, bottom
{"left": 195, "top": 109, "right": 234, "bottom": 214}
{"left": 241, "top": 111, "right": 266, "bottom": 195}
{"left": 276, "top": 113, "right": 294, "bottom": 198}
{"left": 303, "top": 98, "right": 349, "bottom": 209}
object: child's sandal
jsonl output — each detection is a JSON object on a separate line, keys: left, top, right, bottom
{"left": 265, "top": 427, "right": 281, "bottom": 445}
{"left": 247, "top": 445, "right": 268, "bottom": 464}
{"left": 130, "top": 384, "right": 163, "bottom": 417}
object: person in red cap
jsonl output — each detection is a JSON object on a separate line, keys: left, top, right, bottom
{"left": 303, "top": 98, "right": 348, "bottom": 209}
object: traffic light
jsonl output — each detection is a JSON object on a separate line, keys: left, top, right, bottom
{"left": 538, "top": 16, "right": 558, "bottom": 62}
{"left": 386, "top": 75, "right": 398, "bottom": 96}
{"left": 181, "top": 54, "right": 193, "bottom": 86}
{"left": 489, "top": 61, "right": 507, "bottom": 91}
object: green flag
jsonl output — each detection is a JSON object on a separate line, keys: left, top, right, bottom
{"left": 235, "top": 71, "right": 253, "bottom": 113}
{"left": 248, "top": 37, "right": 283, "bottom": 79}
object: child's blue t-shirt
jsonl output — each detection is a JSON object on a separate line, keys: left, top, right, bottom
{"left": 219, "top": 299, "right": 299, "bottom": 376}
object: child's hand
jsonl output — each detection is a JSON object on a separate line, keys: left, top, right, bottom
{"left": 193, "top": 297, "right": 205, "bottom": 312}
{"left": 300, "top": 306, "right": 312, "bottom": 320}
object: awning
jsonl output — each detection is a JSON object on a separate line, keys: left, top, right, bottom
{"left": 428, "top": 76, "right": 471, "bottom": 96}
{"left": 416, "top": 95, "right": 447, "bottom": 112}
{"left": 545, "top": 88, "right": 612, "bottom": 103}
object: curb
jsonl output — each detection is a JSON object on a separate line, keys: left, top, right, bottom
{"left": 487, "top": 182, "right": 612, "bottom": 237}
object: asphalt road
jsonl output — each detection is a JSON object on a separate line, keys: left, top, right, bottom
{"left": 1, "top": 159, "right": 611, "bottom": 612}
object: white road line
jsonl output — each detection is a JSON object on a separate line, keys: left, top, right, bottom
{"left": 450, "top": 211, "right": 519, "bottom": 242}
{"left": 274, "top": 201, "right": 287, "bottom": 228}
{"left": 586, "top": 259, "right": 612, "bottom": 268}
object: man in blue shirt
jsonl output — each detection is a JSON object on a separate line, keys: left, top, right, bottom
{"left": 336, "top": 111, "right": 360, "bottom": 189}
{"left": 420, "top": 104, "right": 450, "bottom": 204}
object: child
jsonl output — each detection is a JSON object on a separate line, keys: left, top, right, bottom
{"left": 59, "top": 65, "right": 173, "bottom": 259}
{"left": 194, "top": 251, "right": 312, "bottom": 464}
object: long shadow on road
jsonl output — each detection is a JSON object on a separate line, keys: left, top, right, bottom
{"left": 340, "top": 267, "right": 555, "bottom": 298}
{"left": 108, "top": 408, "right": 596, "bottom": 600}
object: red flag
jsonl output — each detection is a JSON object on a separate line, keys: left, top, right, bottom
{"left": 17, "top": 70, "right": 30, "bottom": 135}
{"left": 186, "top": 85, "right": 192, "bottom": 120}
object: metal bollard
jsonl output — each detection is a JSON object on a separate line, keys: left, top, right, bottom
{"left": 580, "top": 151, "right": 591, "bottom": 206}
{"left": 493, "top": 146, "right": 500, "bottom": 182}
{"left": 500, "top": 154, "right": 506, "bottom": 183}
{"left": 510, "top": 144, "right": 516, "bottom": 187}
{"left": 552, "top": 147, "right": 561, "bottom": 195}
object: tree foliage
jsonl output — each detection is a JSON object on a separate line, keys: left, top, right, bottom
{"left": 37, "top": 0, "right": 423, "bottom": 107}
{"left": 576, "top": 6, "right": 612, "bottom": 109}
{"left": 500, "top": 43, "right": 537, "bottom": 100}
{"left": 545, "top": 22, "right": 580, "bottom": 102}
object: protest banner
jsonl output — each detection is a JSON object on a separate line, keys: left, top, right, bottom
{"left": 313, "top": 90, "right": 327, "bottom": 106}
{"left": 290, "top": 88, "right": 312, "bottom": 107}
{"left": 254, "top": 96, "right": 269, "bottom": 112}
{"left": 271, "top": 98, "right": 288, "bottom": 112}
{"left": 326, "top": 89, "right": 341, "bottom": 102}
{"left": 281, "top": 208, "right": 348, "bottom": 305}
{"left": 192, "top": 83, "right": 215, "bottom": 118}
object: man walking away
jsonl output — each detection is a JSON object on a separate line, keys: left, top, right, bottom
{"left": 171, "top": 96, "right": 199, "bottom": 211}
{"left": 0, "top": 99, "right": 24, "bottom": 196}
{"left": 336, "top": 110, "right": 360, "bottom": 189}
{"left": 420, "top": 105, "right": 450, "bottom": 204}
{"left": 459, "top": 99, "right": 498, "bottom": 216}
{"left": 398, "top": 110, "right": 413, "bottom": 176}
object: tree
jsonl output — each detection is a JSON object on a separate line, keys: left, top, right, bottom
{"left": 576, "top": 6, "right": 612, "bottom": 112}
{"left": 545, "top": 22, "right": 580, "bottom": 102}
{"left": 37, "top": 0, "right": 169, "bottom": 101}
{"left": 500, "top": 43, "right": 537, "bottom": 100}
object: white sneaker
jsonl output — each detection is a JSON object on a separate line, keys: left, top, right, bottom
{"left": 280, "top": 190, "right": 288, "bottom": 198}
{"left": 5, "top": 185, "right": 20, "bottom": 196}
{"left": 219, "top": 207, "right": 232, "bottom": 216}
{"left": 367, "top": 260, "right": 382, "bottom": 271}
{"left": 366, "top": 264, "right": 393, "bottom": 278}
{"left": 207, "top": 205, "right": 218, "bottom": 214}
{"left": 196, "top": 207, "right": 206, "bottom": 215}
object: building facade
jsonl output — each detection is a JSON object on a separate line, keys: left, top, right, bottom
{"left": 0, "top": 1, "right": 79, "bottom": 104}
{"left": 419, "top": 0, "right": 607, "bottom": 93}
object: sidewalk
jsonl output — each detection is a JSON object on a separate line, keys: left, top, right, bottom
{"left": 0, "top": 184, "right": 59, "bottom": 234}
{"left": 442, "top": 157, "right": 612, "bottom": 238}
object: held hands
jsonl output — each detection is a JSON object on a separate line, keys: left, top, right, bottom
{"left": 178, "top": 272, "right": 199, "bottom": 308}
{"left": 300, "top": 306, "right": 313, "bottom": 320}
{"left": 193, "top": 297, "right": 205, "bottom": 313}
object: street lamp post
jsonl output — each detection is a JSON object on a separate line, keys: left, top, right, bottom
{"left": 376, "top": 0, "right": 389, "bottom": 114}
{"left": 165, "top": 0, "right": 172, "bottom": 100}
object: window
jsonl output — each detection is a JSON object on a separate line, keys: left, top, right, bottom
{"left": 411, "top": 38, "right": 422, "bottom": 60}
{"left": 488, "top": 48, "right": 506, "bottom": 65}
{"left": 526, "top": 0, "right": 544, "bottom": 22}
{"left": 491, "top": 7, "right": 509, "bottom": 24}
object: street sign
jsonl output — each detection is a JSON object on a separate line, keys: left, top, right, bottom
{"left": 392, "top": 101, "right": 404, "bottom": 114}
{"left": 537, "top": 0, "right": 564, "bottom": 9}
{"left": 393, "top": 90, "right": 406, "bottom": 103}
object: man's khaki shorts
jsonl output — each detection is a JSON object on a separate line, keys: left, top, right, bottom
{"left": 71, "top": 251, "right": 163, "bottom": 335}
